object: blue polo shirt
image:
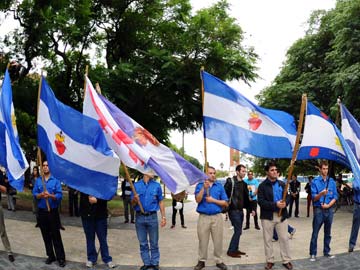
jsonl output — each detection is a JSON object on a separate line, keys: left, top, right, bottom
{"left": 311, "top": 176, "right": 338, "bottom": 207}
{"left": 32, "top": 175, "right": 63, "bottom": 209}
{"left": 195, "top": 181, "right": 228, "bottom": 215}
{"left": 131, "top": 178, "right": 163, "bottom": 212}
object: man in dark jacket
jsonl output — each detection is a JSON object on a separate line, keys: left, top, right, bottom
{"left": 224, "top": 164, "right": 252, "bottom": 258}
{"left": 258, "top": 161, "right": 292, "bottom": 270}
{"left": 288, "top": 174, "right": 300, "bottom": 218}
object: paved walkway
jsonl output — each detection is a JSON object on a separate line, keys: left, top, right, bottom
{"left": 0, "top": 198, "right": 359, "bottom": 270}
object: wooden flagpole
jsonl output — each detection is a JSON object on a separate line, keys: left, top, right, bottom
{"left": 36, "top": 72, "right": 50, "bottom": 211}
{"left": 93, "top": 79, "right": 145, "bottom": 213}
{"left": 200, "top": 67, "right": 210, "bottom": 197}
{"left": 279, "top": 94, "right": 307, "bottom": 216}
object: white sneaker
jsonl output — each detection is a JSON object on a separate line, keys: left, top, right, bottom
{"left": 107, "top": 261, "right": 116, "bottom": 268}
{"left": 86, "top": 261, "right": 94, "bottom": 268}
{"left": 310, "top": 255, "right": 316, "bottom": 262}
{"left": 324, "top": 254, "right": 335, "bottom": 259}
{"left": 289, "top": 228, "right": 296, "bottom": 239}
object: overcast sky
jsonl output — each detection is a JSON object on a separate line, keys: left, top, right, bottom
{"left": 171, "top": 0, "right": 336, "bottom": 171}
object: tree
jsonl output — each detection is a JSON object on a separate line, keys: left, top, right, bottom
{"left": 0, "top": 0, "right": 258, "bottom": 150}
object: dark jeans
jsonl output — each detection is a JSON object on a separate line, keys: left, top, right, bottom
{"left": 309, "top": 207, "right": 334, "bottom": 256}
{"left": 135, "top": 213, "right": 160, "bottom": 266}
{"left": 349, "top": 203, "right": 360, "bottom": 249}
{"left": 81, "top": 217, "right": 112, "bottom": 264}
{"left": 273, "top": 225, "right": 295, "bottom": 240}
{"left": 245, "top": 200, "right": 258, "bottom": 227}
{"left": 123, "top": 195, "right": 134, "bottom": 222}
{"left": 228, "top": 209, "right": 244, "bottom": 253}
{"left": 289, "top": 195, "right": 299, "bottom": 217}
{"left": 307, "top": 194, "right": 312, "bottom": 217}
{"left": 38, "top": 208, "right": 65, "bottom": 261}
{"left": 172, "top": 199, "right": 184, "bottom": 226}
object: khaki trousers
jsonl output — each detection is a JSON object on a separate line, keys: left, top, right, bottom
{"left": 261, "top": 213, "right": 291, "bottom": 264}
{"left": 0, "top": 205, "right": 12, "bottom": 253}
{"left": 197, "top": 213, "right": 224, "bottom": 263}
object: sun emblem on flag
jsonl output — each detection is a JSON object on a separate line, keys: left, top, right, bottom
{"left": 54, "top": 131, "right": 66, "bottom": 155}
{"left": 11, "top": 113, "right": 18, "bottom": 131}
{"left": 335, "top": 136, "right": 343, "bottom": 151}
{"left": 248, "top": 110, "right": 262, "bottom": 130}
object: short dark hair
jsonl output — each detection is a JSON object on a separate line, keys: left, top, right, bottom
{"left": 248, "top": 170, "right": 253, "bottom": 174}
{"left": 235, "top": 164, "right": 246, "bottom": 172}
{"left": 319, "top": 160, "right": 329, "bottom": 168}
{"left": 207, "top": 166, "right": 215, "bottom": 171}
{"left": 264, "top": 161, "right": 277, "bottom": 172}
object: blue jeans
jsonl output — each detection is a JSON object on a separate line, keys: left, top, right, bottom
{"left": 81, "top": 217, "right": 112, "bottom": 264}
{"left": 349, "top": 203, "right": 360, "bottom": 249}
{"left": 228, "top": 210, "right": 243, "bottom": 253}
{"left": 135, "top": 213, "right": 159, "bottom": 266}
{"left": 273, "top": 225, "right": 295, "bottom": 241}
{"left": 309, "top": 207, "right": 334, "bottom": 256}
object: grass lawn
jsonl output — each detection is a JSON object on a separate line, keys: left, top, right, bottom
{"left": 1, "top": 188, "right": 174, "bottom": 217}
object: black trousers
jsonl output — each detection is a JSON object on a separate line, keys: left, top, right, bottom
{"left": 245, "top": 200, "right": 258, "bottom": 227}
{"left": 68, "top": 191, "right": 79, "bottom": 216}
{"left": 171, "top": 199, "right": 184, "bottom": 226}
{"left": 38, "top": 208, "right": 65, "bottom": 261}
{"left": 289, "top": 195, "right": 299, "bottom": 217}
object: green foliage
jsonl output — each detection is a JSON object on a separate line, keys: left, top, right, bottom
{"left": 168, "top": 143, "right": 203, "bottom": 170}
{"left": 0, "top": 0, "right": 258, "bottom": 156}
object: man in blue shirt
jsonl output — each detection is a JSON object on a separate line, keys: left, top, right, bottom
{"left": 244, "top": 170, "right": 260, "bottom": 230}
{"left": 309, "top": 160, "right": 338, "bottom": 262}
{"left": 132, "top": 173, "right": 166, "bottom": 270}
{"left": 32, "top": 161, "right": 65, "bottom": 267}
{"left": 193, "top": 166, "right": 228, "bottom": 270}
{"left": 349, "top": 185, "right": 360, "bottom": 252}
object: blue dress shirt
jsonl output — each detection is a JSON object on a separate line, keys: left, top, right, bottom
{"left": 131, "top": 179, "right": 163, "bottom": 212}
{"left": 32, "top": 176, "right": 63, "bottom": 209}
{"left": 195, "top": 181, "right": 228, "bottom": 215}
{"left": 311, "top": 176, "right": 338, "bottom": 207}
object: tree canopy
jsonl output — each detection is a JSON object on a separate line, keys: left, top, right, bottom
{"left": 0, "top": 0, "right": 258, "bottom": 161}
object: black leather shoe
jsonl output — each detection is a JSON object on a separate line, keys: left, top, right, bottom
{"left": 227, "top": 251, "right": 241, "bottom": 258}
{"left": 216, "top": 262, "right": 227, "bottom": 270}
{"left": 45, "top": 257, "right": 56, "bottom": 264}
{"left": 282, "top": 262, "right": 293, "bottom": 270}
{"left": 194, "top": 261, "right": 205, "bottom": 270}
{"left": 8, "top": 254, "right": 14, "bottom": 262}
{"left": 349, "top": 247, "right": 354, "bottom": 252}
{"left": 151, "top": 265, "right": 160, "bottom": 270}
{"left": 140, "top": 266, "right": 149, "bottom": 270}
{"left": 60, "top": 225, "right": 65, "bottom": 230}
{"left": 265, "top": 262, "right": 274, "bottom": 270}
{"left": 59, "top": 259, "right": 66, "bottom": 267}
{"left": 243, "top": 226, "right": 249, "bottom": 230}
{"left": 255, "top": 225, "right": 261, "bottom": 230}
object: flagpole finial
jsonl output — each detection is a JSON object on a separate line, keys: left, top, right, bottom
{"left": 337, "top": 96, "right": 341, "bottom": 105}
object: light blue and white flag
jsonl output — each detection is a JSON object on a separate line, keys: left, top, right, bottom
{"left": 340, "top": 104, "right": 360, "bottom": 189}
{"left": 297, "top": 101, "right": 350, "bottom": 167}
{"left": 202, "top": 71, "right": 297, "bottom": 158}
{"left": 0, "top": 69, "right": 29, "bottom": 191}
{"left": 37, "top": 77, "right": 119, "bottom": 200}
{"left": 83, "top": 77, "right": 207, "bottom": 194}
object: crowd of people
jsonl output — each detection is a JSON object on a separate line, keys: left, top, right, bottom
{"left": 0, "top": 159, "right": 359, "bottom": 270}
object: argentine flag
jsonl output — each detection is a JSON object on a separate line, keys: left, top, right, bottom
{"left": 37, "top": 77, "right": 119, "bottom": 200}
{"left": 297, "top": 101, "right": 349, "bottom": 167}
{"left": 340, "top": 104, "right": 360, "bottom": 189}
{"left": 202, "top": 71, "right": 296, "bottom": 159}
{"left": 0, "top": 69, "right": 29, "bottom": 191}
